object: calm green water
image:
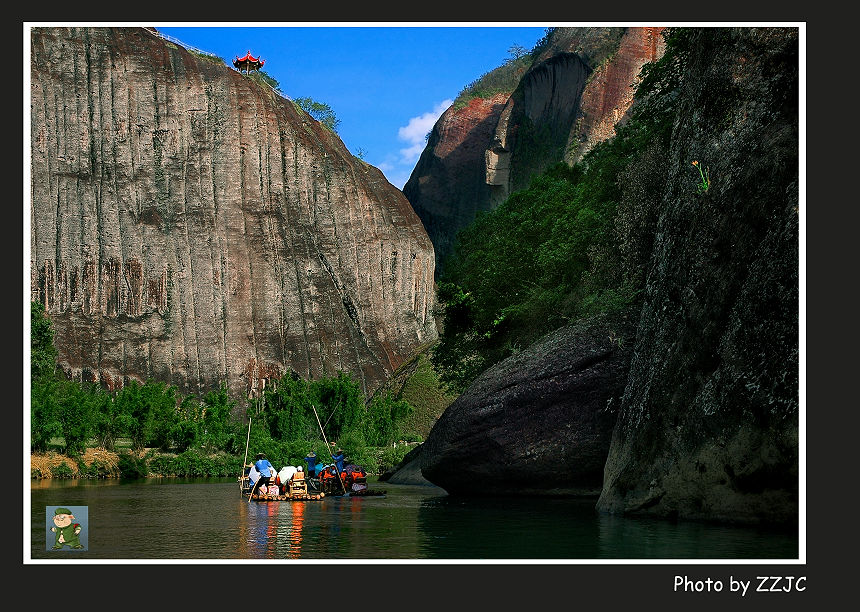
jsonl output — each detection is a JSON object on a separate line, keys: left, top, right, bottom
{"left": 29, "top": 478, "right": 798, "bottom": 560}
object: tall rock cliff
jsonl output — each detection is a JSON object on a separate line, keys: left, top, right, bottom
{"left": 416, "top": 27, "right": 798, "bottom": 527}
{"left": 403, "top": 27, "right": 665, "bottom": 273}
{"left": 402, "top": 94, "right": 510, "bottom": 272}
{"left": 596, "top": 27, "right": 799, "bottom": 526}
{"left": 29, "top": 27, "right": 437, "bottom": 401}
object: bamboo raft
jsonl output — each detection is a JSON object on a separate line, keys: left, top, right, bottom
{"left": 240, "top": 474, "right": 325, "bottom": 502}
{"left": 240, "top": 406, "right": 384, "bottom": 503}
{"left": 248, "top": 491, "right": 325, "bottom": 502}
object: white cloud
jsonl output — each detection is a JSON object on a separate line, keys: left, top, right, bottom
{"left": 377, "top": 157, "right": 410, "bottom": 190}
{"left": 399, "top": 142, "right": 426, "bottom": 165}
{"left": 397, "top": 99, "right": 453, "bottom": 165}
{"left": 371, "top": 99, "right": 453, "bottom": 189}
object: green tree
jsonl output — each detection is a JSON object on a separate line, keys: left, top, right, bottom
{"left": 115, "top": 381, "right": 145, "bottom": 451}
{"left": 508, "top": 44, "right": 528, "bottom": 60}
{"left": 30, "top": 302, "right": 62, "bottom": 451}
{"left": 142, "top": 381, "right": 179, "bottom": 450}
{"left": 364, "top": 392, "right": 412, "bottom": 446}
{"left": 54, "top": 380, "right": 94, "bottom": 456}
{"left": 91, "top": 387, "right": 124, "bottom": 451}
{"left": 114, "top": 380, "right": 159, "bottom": 452}
{"left": 311, "top": 371, "right": 364, "bottom": 441}
{"left": 294, "top": 97, "right": 341, "bottom": 133}
{"left": 172, "top": 395, "right": 201, "bottom": 452}
{"left": 31, "top": 301, "right": 57, "bottom": 380}
{"left": 200, "top": 384, "right": 235, "bottom": 451}
{"left": 30, "top": 376, "right": 60, "bottom": 452}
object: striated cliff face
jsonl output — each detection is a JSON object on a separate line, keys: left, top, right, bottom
{"left": 565, "top": 26, "right": 666, "bottom": 165}
{"left": 403, "top": 27, "right": 665, "bottom": 273}
{"left": 29, "top": 27, "right": 437, "bottom": 401}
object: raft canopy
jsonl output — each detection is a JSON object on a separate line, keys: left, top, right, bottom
{"left": 233, "top": 50, "right": 265, "bottom": 73}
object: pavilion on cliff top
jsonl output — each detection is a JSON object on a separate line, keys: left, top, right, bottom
{"left": 233, "top": 51, "right": 265, "bottom": 73}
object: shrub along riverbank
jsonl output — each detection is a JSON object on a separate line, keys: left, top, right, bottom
{"left": 30, "top": 300, "right": 433, "bottom": 480}
{"left": 31, "top": 447, "right": 237, "bottom": 479}
{"left": 30, "top": 443, "right": 419, "bottom": 480}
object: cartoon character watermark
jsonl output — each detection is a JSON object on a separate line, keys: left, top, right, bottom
{"left": 47, "top": 506, "right": 88, "bottom": 551}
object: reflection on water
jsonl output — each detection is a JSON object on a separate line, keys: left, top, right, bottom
{"left": 415, "top": 495, "right": 603, "bottom": 558}
{"left": 595, "top": 510, "right": 798, "bottom": 559}
{"left": 29, "top": 478, "right": 798, "bottom": 560}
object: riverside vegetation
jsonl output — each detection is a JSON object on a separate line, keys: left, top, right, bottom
{"left": 30, "top": 299, "right": 429, "bottom": 480}
{"left": 431, "top": 28, "right": 689, "bottom": 392}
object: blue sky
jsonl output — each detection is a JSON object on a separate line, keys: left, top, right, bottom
{"left": 154, "top": 24, "right": 548, "bottom": 189}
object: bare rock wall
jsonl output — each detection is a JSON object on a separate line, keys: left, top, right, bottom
{"left": 30, "top": 27, "right": 437, "bottom": 400}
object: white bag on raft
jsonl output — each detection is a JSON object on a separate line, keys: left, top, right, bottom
{"left": 278, "top": 466, "right": 297, "bottom": 483}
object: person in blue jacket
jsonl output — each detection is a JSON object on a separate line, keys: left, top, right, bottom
{"left": 250, "top": 452, "right": 274, "bottom": 496}
{"left": 331, "top": 449, "right": 345, "bottom": 473}
{"left": 304, "top": 451, "right": 319, "bottom": 478}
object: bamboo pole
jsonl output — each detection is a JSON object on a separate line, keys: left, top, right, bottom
{"left": 311, "top": 405, "right": 348, "bottom": 496}
{"left": 241, "top": 417, "right": 251, "bottom": 497}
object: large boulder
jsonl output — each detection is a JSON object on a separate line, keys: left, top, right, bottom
{"left": 379, "top": 444, "right": 435, "bottom": 486}
{"left": 420, "top": 308, "right": 638, "bottom": 496}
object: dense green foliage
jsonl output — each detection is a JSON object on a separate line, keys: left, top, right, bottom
{"left": 432, "top": 28, "right": 689, "bottom": 392}
{"left": 245, "top": 370, "right": 414, "bottom": 468}
{"left": 29, "top": 303, "right": 416, "bottom": 475}
{"left": 293, "top": 97, "right": 341, "bottom": 133}
{"left": 31, "top": 302, "right": 57, "bottom": 381}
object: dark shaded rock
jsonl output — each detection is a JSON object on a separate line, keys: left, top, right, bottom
{"left": 420, "top": 308, "right": 638, "bottom": 496}
{"left": 596, "top": 27, "right": 799, "bottom": 526}
{"left": 499, "top": 52, "right": 592, "bottom": 195}
{"left": 379, "top": 444, "right": 434, "bottom": 486}
{"left": 403, "top": 94, "right": 510, "bottom": 273}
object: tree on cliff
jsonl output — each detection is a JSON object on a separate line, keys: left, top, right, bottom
{"left": 294, "top": 97, "right": 341, "bottom": 133}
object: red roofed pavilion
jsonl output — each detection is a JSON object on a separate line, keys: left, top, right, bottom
{"left": 233, "top": 50, "right": 265, "bottom": 73}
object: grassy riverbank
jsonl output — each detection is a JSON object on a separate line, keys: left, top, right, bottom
{"left": 30, "top": 447, "right": 241, "bottom": 479}
{"left": 30, "top": 442, "right": 422, "bottom": 480}
{"left": 31, "top": 448, "right": 124, "bottom": 479}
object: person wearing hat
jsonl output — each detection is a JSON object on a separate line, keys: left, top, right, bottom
{"left": 304, "top": 451, "right": 319, "bottom": 478}
{"left": 250, "top": 452, "right": 275, "bottom": 497}
{"left": 51, "top": 507, "right": 83, "bottom": 549}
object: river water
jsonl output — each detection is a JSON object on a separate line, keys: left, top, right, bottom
{"left": 28, "top": 477, "right": 799, "bottom": 561}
